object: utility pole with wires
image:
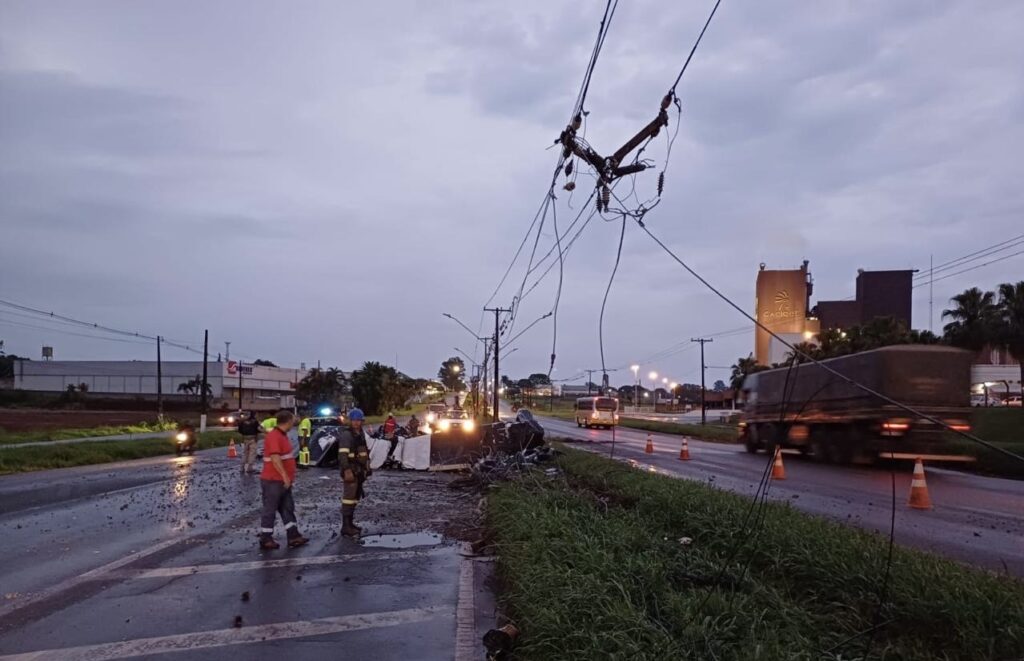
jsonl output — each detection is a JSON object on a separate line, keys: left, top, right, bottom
{"left": 484, "top": 307, "right": 512, "bottom": 423}
{"left": 156, "top": 335, "right": 164, "bottom": 421}
{"left": 691, "top": 337, "right": 713, "bottom": 425}
{"left": 200, "top": 329, "right": 209, "bottom": 432}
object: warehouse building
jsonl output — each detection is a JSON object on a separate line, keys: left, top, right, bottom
{"left": 13, "top": 359, "right": 309, "bottom": 411}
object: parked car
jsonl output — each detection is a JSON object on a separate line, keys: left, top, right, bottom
{"left": 1006, "top": 396, "right": 1023, "bottom": 408}
{"left": 434, "top": 409, "right": 476, "bottom": 433}
{"left": 970, "top": 394, "right": 1003, "bottom": 407}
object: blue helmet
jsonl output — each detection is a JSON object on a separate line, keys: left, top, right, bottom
{"left": 348, "top": 408, "right": 365, "bottom": 421}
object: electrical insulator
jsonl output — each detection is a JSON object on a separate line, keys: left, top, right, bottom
{"left": 563, "top": 181, "right": 576, "bottom": 192}
{"left": 602, "top": 185, "right": 611, "bottom": 209}
{"left": 565, "top": 161, "right": 573, "bottom": 176}
{"left": 572, "top": 114, "right": 582, "bottom": 131}
{"left": 595, "top": 195, "right": 603, "bottom": 213}
{"left": 657, "top": 172, "right": 665, "bottom": 196}
{"left": 661, "top": 93, "right": 673, "bottom": 111}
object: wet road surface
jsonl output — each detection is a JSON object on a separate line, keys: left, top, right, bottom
{"left": 0, "top": 450, "right": 488, "bottom": 660}
{"left": 538, "top": 415, "right": 1024, "bottom": 576}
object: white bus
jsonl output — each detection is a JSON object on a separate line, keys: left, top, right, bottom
{"left": 575, "top": 396, "right": 619, "bottom": 429}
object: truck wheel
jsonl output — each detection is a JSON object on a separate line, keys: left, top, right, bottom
{"left": 763, "top": 423, "right": 784, "bottom": 457}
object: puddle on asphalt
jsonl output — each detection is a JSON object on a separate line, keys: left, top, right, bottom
{"left": 360, "top": 532, "right": 443, "bottom": 548}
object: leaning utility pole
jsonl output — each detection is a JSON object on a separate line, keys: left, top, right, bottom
{"left": 484, "top": 307, "right": 511, "bottom": 423}
{"left": 156, "top": 335, "right": 164, "bottom": 420}
{"left": 691, "top": 337, "right": 713, "bottom": 425}
{"left": 237, "top": 359, "right": 243, "bottom": 412}
{"left": 200, "top": 329, "right": 209, "bottom": 432}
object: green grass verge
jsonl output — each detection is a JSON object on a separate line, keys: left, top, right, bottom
{"left": 0, "top": 431, "right": 237, "bottom": 474}
{"left": 0, "top": 420, "right": 178, "bottom": 445}
{"left": 487, "top": 446, "right": 1024, "bottom": 660}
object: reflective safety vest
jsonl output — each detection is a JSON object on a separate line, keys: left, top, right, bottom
{"left": 298, "top": 418, "right": 312, "bottom": 435}
{"left": 261, "top": 418, "right": 277, "bottom": 432}
{"left": 297, "top": 446, "right": 311, "bottom": 466}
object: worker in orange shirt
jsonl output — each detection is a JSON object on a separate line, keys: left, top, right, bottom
{"left": 258, "top": 410, "right": 309, "bottom": 550}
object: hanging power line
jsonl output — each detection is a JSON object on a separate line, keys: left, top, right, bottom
{"left": 912, "top": 249, "right": 1024, "bottom": 289}
{"left": 913, "top": 233, "right": 1024, "bottom": 280}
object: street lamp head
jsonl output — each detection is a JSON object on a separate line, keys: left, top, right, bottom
{"left": 648, "top": 371, "right": 658, "bottom": 380}
{"left": 670, "top": 382, "right": 677, "bottom": 389}
{"left": 662, "top": 377, "right": 668, "bottom": 384}
{"left": 452, "top": 365, "right": 461, "bottom": 373}
{"left": 631, "top": 364, "right": 639, "bottom": 372}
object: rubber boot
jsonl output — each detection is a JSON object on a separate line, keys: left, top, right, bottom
{"left": 341, "top": 512, "right": 360, "bottom": 538}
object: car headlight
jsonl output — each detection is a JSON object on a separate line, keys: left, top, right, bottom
{"left": 463, "top": 420, "right": 475, "bottom": 432}
{"left": 438, "top": 420, "right": 451, "bottom": 431}
{"left": 426, "top": 413, "right": 436, "bottom": 423}
{"left": 175, "top": 432, "right": 188, "bottom": 442}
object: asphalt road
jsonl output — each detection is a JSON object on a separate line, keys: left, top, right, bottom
{"left": 537, "top": 414, "right": 1024, "bottom": 576}
{"left": 0, "top": 448, "right": 488, "bottom": 660}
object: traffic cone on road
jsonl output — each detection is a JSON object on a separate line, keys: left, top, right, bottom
{"left": 678, "top": 438, "right": 691, "bottom": 461}
{"left": 908, "top": 458, "right": 932, "bottom": 510}
{"left": 771, "top": 447, "right": 786, "bottom": 480}
{"left": 644, "top": 434, "right": 654, "bottom": 454}
{"left": 227, "top": 439, "right": 238, "bottom": 459}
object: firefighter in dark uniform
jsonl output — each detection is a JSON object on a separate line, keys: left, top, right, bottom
{"left": 338, "top": 408, "right": 371, "bottom": 537}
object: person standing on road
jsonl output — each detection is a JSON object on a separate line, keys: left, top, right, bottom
{"left": 237, "top": 411, "right": 261, "bottom": 475}
{"left": 259, "top": 410, "right": 309, "bottom": 550}
{"left": 261, "top": 415, "right": 278, "bottom": 434}
{"left": 338, "top": 408, "right": 371, "bottom": 537}
{"left": 298, "top": 415, "right": 312, "bottom": 450}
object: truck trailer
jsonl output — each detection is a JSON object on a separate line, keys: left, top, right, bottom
{"left": 739, "top": 345, "right": 973, "bottom": 464}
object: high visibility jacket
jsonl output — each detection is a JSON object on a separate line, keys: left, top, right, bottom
{"left": 261, "top": 418, "right": 277, "bottom": 432}
{"left": 298, "top": 417, "right": 312, "bottom": 435}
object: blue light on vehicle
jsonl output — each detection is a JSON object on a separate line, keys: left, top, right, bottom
{"left": 319, "top": 406, "right": 332, "bottom": 416}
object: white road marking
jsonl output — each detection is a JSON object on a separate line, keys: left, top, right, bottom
{"left": 0, "top": 606, "right": 453, "bottom": 661}
{"left": 454, "top": 543, "right": 477, "bottom": 661}
{"left": 0, "top": 508, "right": 258, "bottom": 619}
{"left": 107, "top": 547, "right": 449, "bottom": 580}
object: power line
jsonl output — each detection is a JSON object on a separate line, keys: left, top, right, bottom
{"left": 912, "top": 248, "right": 1024, "bottom": 289}
{"left": 668, "top": 0, "right": 725, "bottom": 93}
{"left": 913, "top": 233, "right": 1024, "bottom": 279}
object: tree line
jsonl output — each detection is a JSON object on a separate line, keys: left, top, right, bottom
{"left": 295, "top": 362, "right": 436, "bottom": 416}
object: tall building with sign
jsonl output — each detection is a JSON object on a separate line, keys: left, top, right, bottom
{"left": 754, "top": 261, "right": 819, "bottom": 365}
{"left": 754, "top": 262, "right": 915, "bottom": 366}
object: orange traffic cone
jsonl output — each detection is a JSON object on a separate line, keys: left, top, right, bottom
{"left": 644, "top": 434, "right": 654, "bottom": 454}
{"left": 771, "top": 447, "right": 786, "bottom": 480}
{"left": 678, "top": 438, "right": 691, "bottom": 461}
{"left": 908, "top": 458, "right": 932, "bottom": 510}
{"left": 227, "top": 439, "right": 238, "bottom": 459}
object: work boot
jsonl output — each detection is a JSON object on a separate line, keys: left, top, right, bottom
{"left": 260, "top": 536, "right": 280, "bottom": 550}
{"left": 287, "top": 533, "right": 309, "bottom": 549}
{"left": 341, "top": 513, "right": 360, "bottom": 538}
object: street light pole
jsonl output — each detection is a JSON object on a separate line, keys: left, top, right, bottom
{"left": 691, "top": 337, "right": 714, "bottom": 425}
{"left": 631, "top": 364, "right": 639, "bottom": 413}
{"left": 484, "top": 307, "right": 511, "bottom": 423}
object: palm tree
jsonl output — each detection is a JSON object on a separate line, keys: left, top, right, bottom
{"left": 996, "top": 281, "right": 1024, "bottom": 395}
{"left": 942, "top": 287, "right": 998, "bottom": 352}
{"left": 730, "top": 354, "right": 762, "bottom": 390}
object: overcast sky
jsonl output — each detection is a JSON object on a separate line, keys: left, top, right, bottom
{"left": 1, "top": 1, "right": 1022, "bottom": 385}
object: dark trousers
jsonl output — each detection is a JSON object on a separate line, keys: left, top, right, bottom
{"left": 260, "top": 479, "right": 300, "bottom": 538}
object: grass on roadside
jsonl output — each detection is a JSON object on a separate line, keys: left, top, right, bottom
{"left": 0, "top": 431, "right": 237, "bottom": 474}
{"left": 486, "top": 446, "right": 1024, "bottom": 660}
{"left": 0, "top": 420, "right": 178, "bottom": 445}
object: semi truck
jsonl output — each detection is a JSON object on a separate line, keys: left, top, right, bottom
{"left": 739, "top": 345, "right": 973, "bottom": 464}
